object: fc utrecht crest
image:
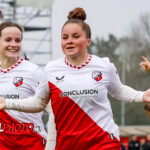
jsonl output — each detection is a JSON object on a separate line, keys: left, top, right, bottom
{"left": 13, "top": 77, "right": 23, "bottom": 87}
{"left": 92, "top": 71, "right": 102, "bottom": 81}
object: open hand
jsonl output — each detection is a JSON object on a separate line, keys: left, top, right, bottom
{"left": 140, "top": 56, "right": 150, "bottom": 72}
{"left": 0, "top": 97, "right": 6, "bottom": 110}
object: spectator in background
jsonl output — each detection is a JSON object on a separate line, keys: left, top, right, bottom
{"left": 140, "top": 137, "right": 150, "bottom": 150}
{"left": 128, "top": 135, "right": 140, "bottom": 150}
{"left": 146, "top": 134, "right": 150, "bottom": 145}
{"left": 121, "top": 143, "right": 126, "bottom": 150}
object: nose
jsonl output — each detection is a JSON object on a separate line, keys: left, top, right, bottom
{"left": 10, "top": 40, "right": 18, "bottom": 46}
{"left": 67, "top": 37, "right": 73, "bottom": 44}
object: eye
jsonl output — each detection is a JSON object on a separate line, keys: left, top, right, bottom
{"left": 74, "top": 35, "right": 79, "bottom": 39}
{"left": 62, "top": 35, "right": 68, "bottom": 40}
{"left": 15, "top": 38, "right": 21, "bottom": 43}
{"left": 73, "top": 34, "right": 80, "bottom": 39}
{"left": 5, "top": 38, "right": 11, "bottom": 42}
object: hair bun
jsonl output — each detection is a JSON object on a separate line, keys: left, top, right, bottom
{"left": 67, "top": 7, "right": 86, "bottom": 21}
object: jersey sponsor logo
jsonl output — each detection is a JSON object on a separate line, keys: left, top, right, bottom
{"left": 0, "top": 94, "right": 19, "bottom": 99}
{"left": 0, "top": 122, "right": 41, "bottom": 133}
{"left": 56, "top": 75, "right": 65, "bottom": 81}
{"left": 60, "top": 89, "right": 98, "bottom": 97}
{"left": 92, "top": 71, "right": 102, "bottom": 81}
{"left": 13, "top": 77, "right": 23, "bottom": 87}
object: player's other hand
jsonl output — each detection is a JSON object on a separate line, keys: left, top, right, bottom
{"left": 140, "top": 56, "right": 150, "bottom": 72}
{"left": 143, "top": 89, "right": 150, "bottom": 103}
{"left": 0, "top": 97, "right": 6, "bottom": 110}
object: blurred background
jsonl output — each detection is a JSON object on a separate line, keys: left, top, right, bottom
{"left": 1, "top": 0, "right": 150, "bottom": 149}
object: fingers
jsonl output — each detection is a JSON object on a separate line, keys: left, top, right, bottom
{"left": 140, "top": 56, "right": 150, "bottom": 72}
{"left": 143, "top": 89, "right": 150, "bottom": 103}
{"left": 140, "top": 62, "right": 146, "bottom": 70}
{"left": 0, "top": 97, "right": 6, "bottom": 110}
{"left": 141, "top": 56, "right": 149, "bottom": 63}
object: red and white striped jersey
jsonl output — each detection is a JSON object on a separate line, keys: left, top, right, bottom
{"left": 36, "top": 55, "right": 122, "bottom": 150}
{"left": 0, "top": 58, "right": 47, "bottom": 150}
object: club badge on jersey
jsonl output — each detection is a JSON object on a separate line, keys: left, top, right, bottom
{"left": 13, "top": 77, "right": 23, "bottom": 87}
{"left": 92, "top": 71, "right": 102, "bottom": 82}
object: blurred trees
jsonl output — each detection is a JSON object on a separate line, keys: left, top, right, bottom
{"left": 89, "top": 12, "right": 150, "bottom": 125}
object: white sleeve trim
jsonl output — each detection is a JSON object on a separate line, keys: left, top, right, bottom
{"left": 5, "top": 95, "right": 49, "bottom": 113}
{"left": 109, "top": 84, "right": 144, "bottom": 102}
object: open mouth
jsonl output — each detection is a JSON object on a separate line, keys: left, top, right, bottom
{"left": 7, "top": 47, "right": 19, "bottom": 52}
{"left": 66, "top": 46, "right": 75, "bottom": 49}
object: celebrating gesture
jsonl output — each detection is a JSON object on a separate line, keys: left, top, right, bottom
{"left": 140, "top": 56, "right": 150, "bottom": 72}
{"left": 1, "top": 8, "right": 150, "bottom": 150}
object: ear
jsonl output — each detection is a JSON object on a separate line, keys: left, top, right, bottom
{"left": 86, "top": 38, "right": 91, "bottom": 47}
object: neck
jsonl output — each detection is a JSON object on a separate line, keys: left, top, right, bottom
{"left": 0, "top": 57, "right": 19, "bottom": 69}
{"left": 66, "top": 53, "right": 88, "bottom": 66}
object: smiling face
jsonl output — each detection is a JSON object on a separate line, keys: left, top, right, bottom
{"left": 61, "top": 23, "right": 91, "bottom": 58}
{"left": 0, "top": 27, "right": 22, "bottom": 60}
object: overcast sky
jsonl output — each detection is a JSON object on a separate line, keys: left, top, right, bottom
{"left": 51, "top": 0, "right": 150, "bottom": 59}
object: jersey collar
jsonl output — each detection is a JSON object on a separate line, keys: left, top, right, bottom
{"left": 0, "top": 57, "right": 24, "bottom": 74}
{"left": 65, "top": 54, "right": 92, "bottom": 69}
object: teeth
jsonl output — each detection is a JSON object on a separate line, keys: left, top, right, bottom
{"left": 9, "top": 50, "right": 17, "bottom": 52}
{"left": 7, "top": 47, "right": 18, "bottom": 51}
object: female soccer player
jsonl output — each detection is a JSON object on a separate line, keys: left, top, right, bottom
{"left": 1, "top": 8, "right": 150, "bottom": 150}
{"left": 0, "top": 21, "right": 47, "bottom": 150}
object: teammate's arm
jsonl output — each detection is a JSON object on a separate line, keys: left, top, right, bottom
{"left": 0, "top": 95, "right": 49, "bottom": 112}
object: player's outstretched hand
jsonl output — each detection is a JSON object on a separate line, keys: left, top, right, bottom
{"left": 0, "top": 97, "right": 6, "bottom": 110}
{"left": 143, "top": 89, "right": 150, "bottom": 103}
{"left": 140, "top": 56, "right": 150, "bottom": 72}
